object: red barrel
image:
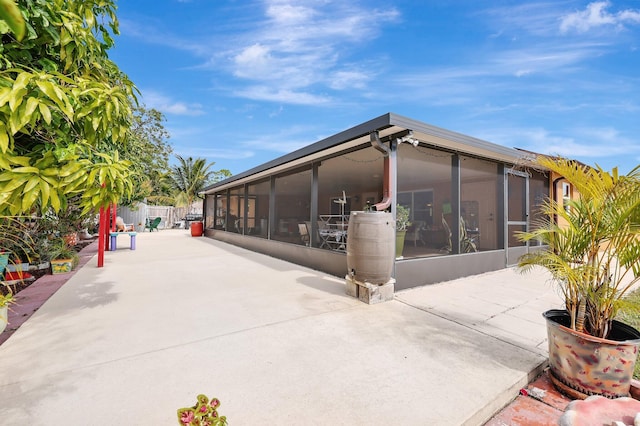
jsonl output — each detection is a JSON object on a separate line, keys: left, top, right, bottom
{"left": 190, "top": 221, "right": 203, "bottom": 237}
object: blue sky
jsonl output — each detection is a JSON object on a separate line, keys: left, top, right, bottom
{"left": 110, "top": 0, "right": 640, "bottom": 175}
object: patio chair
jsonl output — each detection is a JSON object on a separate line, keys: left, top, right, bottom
{"left": 145, "top": 217, "right": 161, "bottom": 232}
{"left": 405, "top": 220, "right": 425, "bottom": 247}
{"left": 441, "top": 215, "right": 478, "bottom": 253}
{"left": 441, "top": 215, "right": 452, "bottom": 253}
{"left": 298, "top": 223, "right": 310, "bottom": 246}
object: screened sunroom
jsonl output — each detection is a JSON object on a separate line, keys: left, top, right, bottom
{"left": 201, "top": 113, "right": 549, "bottom": 290}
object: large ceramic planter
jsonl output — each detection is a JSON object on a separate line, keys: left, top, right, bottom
{"left": 0, "top": 305, "right": 7, "bottom": 334}
{"left": 544, "top": 309, "right": 640, "bottom": 399}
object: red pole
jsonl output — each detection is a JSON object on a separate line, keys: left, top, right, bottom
{"left": 105, "top": 205, "right": 111, "bottom": 251}
{"left": 98, "top": 206, "right": 106, "bottom": 267}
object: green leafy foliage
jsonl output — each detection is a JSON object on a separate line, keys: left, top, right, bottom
{"left": 170, "top": 155, "right": 229, "bottom": 209}
{"left": 0, "top": 0, "right": 137, "bottom": 215}
{"left": 119, "top": 105, "right": 173, "bottom": 205}
{"left": 395, "top": 203, "right": 411, "bottom": 231}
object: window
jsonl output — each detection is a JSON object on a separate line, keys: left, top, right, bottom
{"left": 248, "top": 179, "right": 270, "bottom": 239}
{"left": 317, "top": 146, "right": 384, "bottom": 250}
{"left": 397, "top": 143, "right": 453, "bottom": 258}
{"left": 460, "top": 156, "right": 502, "bottom": 251}
{"left": 562, "top": 182, "right": 571, "bottom": 212}
{"left": 273, "top": 168, "right": 312, "bottom": 244}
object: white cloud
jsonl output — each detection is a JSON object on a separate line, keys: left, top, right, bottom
{"left": 141, "top": 90, "right": 206, "bottom": 116}
{"left": 482, "top": 2, "right": 567, "bottom": 37}
{"left": 234, "top": 86, "right": 331, "bottom": 105}
{"left": 122, "top": 1, "right": 400, "bottom": 105}
{"left": 240, "top": 124, "right": 320, "bottom": 153}
{"left": 560, "top": 1, "right": 640, "bottom": 34}
{"left": 328, "top": 70, "right": 371, "bottom": 90}
{"left": 227, "top": 1, "right": 399, "bottom": 98}
{"left": 266, "top": 3, "right": 316, "bottom": 24}
{"left": 480, "top": 126, "right": 640, "bottom": 159}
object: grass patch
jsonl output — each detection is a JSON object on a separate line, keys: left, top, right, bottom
{"left": 615, "top": 288, "right": 640, "bottom": 380}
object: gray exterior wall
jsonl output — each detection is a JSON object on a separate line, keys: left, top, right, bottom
{"left": 205, "top": 228, "right": 510, "bottom": 289}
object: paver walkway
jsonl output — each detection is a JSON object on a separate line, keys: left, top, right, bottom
{"left": 0, "top": 230, "right": 563, "bottom": 425}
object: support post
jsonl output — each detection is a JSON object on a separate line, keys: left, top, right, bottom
{"left": 98, "top": 206, "right": 106, "bottom": 267}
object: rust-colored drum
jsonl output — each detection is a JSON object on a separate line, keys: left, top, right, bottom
{"left": 190, "top": 221, "right": 203, "bottom": 237}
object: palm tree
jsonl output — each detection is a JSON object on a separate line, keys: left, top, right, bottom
{"left": 169, "top": 155, "right": 216, "bottom": 212}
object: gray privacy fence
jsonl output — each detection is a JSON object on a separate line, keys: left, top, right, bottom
{"left": 117, "top": 202, "right": 203, "bottom": 230}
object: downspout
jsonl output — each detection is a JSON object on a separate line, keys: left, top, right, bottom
{"left": 370, "top": 130, "right": 392, "bottom": 211}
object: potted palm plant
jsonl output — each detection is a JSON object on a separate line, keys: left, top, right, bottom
{"left": 395, "top": 204, "right": 411, "bottom": 258}
{"left": 518, "top": 156, "right": 640, "bottom": 399}
{"left": 48, "top": 239, "right": 80, "bottom": 274}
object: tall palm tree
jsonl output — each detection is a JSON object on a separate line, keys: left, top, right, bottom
{"left": 170, "top": 155, "right": 215, "bottom": 212}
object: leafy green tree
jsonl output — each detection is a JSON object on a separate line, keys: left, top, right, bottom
{"left": 0, "top": 0, "right": 136, "bottom": 215}
{"left": 170, "top": 155, "right": 230, "bottom": 211}
{"left": 121, "top": 105, "right": 173, "bottom": 205}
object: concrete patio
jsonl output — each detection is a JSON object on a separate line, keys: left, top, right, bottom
{"left": 0, "top": 230, "right": 562, "bottom": 425}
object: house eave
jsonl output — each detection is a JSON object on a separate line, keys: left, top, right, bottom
{"left": 203, "top": 112, "right": 526, "bottom": 194}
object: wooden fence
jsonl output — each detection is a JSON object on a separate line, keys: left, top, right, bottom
{"left": 117, "top": 202, "right": 202, "bottom": 230}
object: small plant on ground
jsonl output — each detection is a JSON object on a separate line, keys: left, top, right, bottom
{"left": 177, "top": 394, "right": 227, "bottom": 426}
{"left": 0, "top": 284, "right": 14, "bottom": 308}
{"left": 615, "top": 288, "right": 640, "bottom": 379}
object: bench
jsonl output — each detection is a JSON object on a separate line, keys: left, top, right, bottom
{"left": 109, "top": 232, "right": 137, "bottom": 251}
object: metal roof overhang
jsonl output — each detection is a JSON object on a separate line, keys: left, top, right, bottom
{"left": 202, "top": 112, "right": 526, "bottom": 194}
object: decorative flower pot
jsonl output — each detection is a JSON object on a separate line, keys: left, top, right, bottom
{"left": 0, "top": 305, "right": 7, "bottom": 334}
{"left": 5, "top": 262, "right": 29, "bottom": 273}
{"left": 51, "top": 259, "right": 74, "bottom": 274}
{"left": 544, "top": 309, "right": 640, "bottom": 399}
{"left": 0, "top": 252, "right": 9, "bottom": 272}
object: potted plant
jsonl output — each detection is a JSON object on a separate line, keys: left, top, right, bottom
{"left": 4, "top": 245, "right": 31, "bottom": 275}
{"left": 0, "top": 216, "right": 38, "bottom": 279}
{"left": 1, "top": 282, "right": 14, "bottom": 334}
{"left": 518, "top": 156, "right": 640, "bottom": 399}
{"left": 395, "top": 204, "right": 411, "bottom": 258}
{"left": 48, "top": 239, "right": 80, "bottom": 275}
